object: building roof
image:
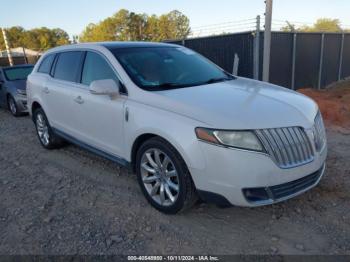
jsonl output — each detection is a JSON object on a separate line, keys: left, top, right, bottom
{"left": 0, "top": 47, "right": 42, "bottom": 57}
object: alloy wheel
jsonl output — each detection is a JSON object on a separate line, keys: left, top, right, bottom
{"left": 8, "top": 97, "right": 17, "bottom": 115}
{"left": 140, "top": 148, "right": 180, "bottom": 206}
{"left": 36, "top": 113, "right": 50, "bottom": 146}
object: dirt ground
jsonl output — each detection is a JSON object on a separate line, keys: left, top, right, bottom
{"left": 299, "top": 80, "right": 350, "bottom": 133}
{"left": 0, "top": 85, "right": 350, "bottom": 255}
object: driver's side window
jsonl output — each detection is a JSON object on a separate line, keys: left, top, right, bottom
{"left": 81, "top": 52, "right": 119, "bottom": 86}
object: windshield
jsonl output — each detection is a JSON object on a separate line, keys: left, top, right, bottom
{"left": 111, "top": 47, "right": 234, "bottom": 90}
{"left": 3, "top": 66, "right": 34, "bottom": 81}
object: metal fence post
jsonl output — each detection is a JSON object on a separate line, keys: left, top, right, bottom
{"left": 263, "top": 0, "right": 273, "bottom": 82}
{"left": 291, "top": 33, "right": 297, "bottom": 90}
{"left": 232, "top": 53, "right": 239, "bottom": 75}
{"left": 253, "top": 15, "right": 260, "bottom": 80}
{"left": 318, "top": 33, "right": 325, "bottom": 89}
{"left": 181, "top": 39, "right": 185, "bottom": 46}
{"left": 338, "top": 33, "right": 345, "bottom": 81}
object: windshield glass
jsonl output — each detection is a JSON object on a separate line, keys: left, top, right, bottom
{"left": 111, "top": 47, "right": 234, "bottom": 90}
{"left": 3, "top": 66, "right": 34, "bottom": 81}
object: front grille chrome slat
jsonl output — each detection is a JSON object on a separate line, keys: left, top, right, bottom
{"left": 256, "top": 126, "right": 315, "bottom": 169}
{"left": 314, "top": 112, "right": 326, "bottom": 152}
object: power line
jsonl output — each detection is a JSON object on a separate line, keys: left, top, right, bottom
{"left": 191, "top": 18, "right": 256, "bottom": 30}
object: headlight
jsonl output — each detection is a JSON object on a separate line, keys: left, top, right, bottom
{"left": 17, "top": 89, "right": 26, "bottom": 95}
{"left": 195, "top": 127, "right": 264, "bottom": 152}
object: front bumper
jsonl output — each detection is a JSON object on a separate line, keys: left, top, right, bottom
{"left": 14, "top": 94, "right": 28, "bottom": 113}
{"left": 190, "top": 141, "right": 327, "bottom": 207}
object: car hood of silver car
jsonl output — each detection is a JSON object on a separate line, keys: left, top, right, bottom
{"left": 146, "top": 77, "right": 319, "bottom": 130}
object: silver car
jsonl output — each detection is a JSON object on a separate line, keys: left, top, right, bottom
{"left": 0, "top": 64, "right": 34, "bottom": 116}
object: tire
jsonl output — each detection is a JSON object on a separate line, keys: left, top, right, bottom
{"left": 136, "top": 137, "right": 198, "bottom": 214}
{"left": 33, "top": 108, "right": 64, "bottom": 149}
{"left": 7, "top": 95, "right": 20, "bottom": 117}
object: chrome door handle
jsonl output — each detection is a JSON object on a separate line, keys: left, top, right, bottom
{"left": 74, "top": 96, "right": 84, "bottom": 104}
{"left": 43, "top": 87, "right": 49, "bottom": 94}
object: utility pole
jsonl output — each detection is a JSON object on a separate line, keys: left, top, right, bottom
{"left": 253, "top": 15, "right": 261, "bottom": 80}
{"left": 262, "top": 0, "right": 273, "bottom": 82}
{"left": 1, "top": 28, "right": 14, "bottom": 66}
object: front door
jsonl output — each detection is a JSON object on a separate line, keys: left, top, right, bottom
{"left": 71, "top": 51, "right": 127, "bottom": 159}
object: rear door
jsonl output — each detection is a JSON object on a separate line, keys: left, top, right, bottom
{"left": 44, "top": 51, "right": 85, "bottom": 136}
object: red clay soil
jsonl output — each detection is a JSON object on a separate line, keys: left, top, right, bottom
{"left": 298, "top": 80, "right": 350, "bottom": 132}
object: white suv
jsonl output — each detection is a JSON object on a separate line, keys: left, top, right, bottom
{"left": 27, "top": 42, "right": 327, "bottom": 214}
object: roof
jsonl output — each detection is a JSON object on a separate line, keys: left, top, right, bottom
{"left": 98, "top": 41, "right": 179, "bottom": 49}
{"left": 40, "top": 41, "right": 181, "bottom": 56}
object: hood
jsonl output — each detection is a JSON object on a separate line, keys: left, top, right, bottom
{"left": 143, "top": 77, "right": 318, "bottom": 130}
{"left": 6, "top": 79, "right": 27, "bottom": 90}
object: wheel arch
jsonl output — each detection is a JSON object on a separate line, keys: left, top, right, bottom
{"left": 130, "top": 133, "right": 159, "bottom": 172}
{"left": 130, "top": 132, "right": 195, "bottom": 174}
{"left": 31, "top": 101, "right": 42, "bottom": 120}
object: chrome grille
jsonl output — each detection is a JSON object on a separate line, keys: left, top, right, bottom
{"left": 256, "top": 127, "right": 314, "bottom": 169}
{"left": 313, "top": 112, "right": 326, "bottom": 151}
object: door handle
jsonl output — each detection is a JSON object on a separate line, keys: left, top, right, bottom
{"left": 74, "top": 96, "right": 84, "bottom": 104}
{"left": 43, "top": 87, "right": 49, "bottom": 94}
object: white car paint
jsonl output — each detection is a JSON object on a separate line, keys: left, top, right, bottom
{"left": 27, "top": 42, "right": 327, "bottom": 207}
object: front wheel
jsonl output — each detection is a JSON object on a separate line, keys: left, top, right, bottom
{"left": 136, "top": 137, "right": 198, "bottom": 214}
{"left": 33, "top": 108, "right": 64, "bottom": 149}
{"left": 7, "top": 95, "right": 20, "bottom": 117}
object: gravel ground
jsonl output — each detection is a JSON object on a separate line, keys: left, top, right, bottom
{"left": 0, "top": 108, "right": 349, "bottom": 255}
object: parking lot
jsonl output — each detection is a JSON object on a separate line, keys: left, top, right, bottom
{"left": 0, "top": 107, "right": 349, "bottom": 255}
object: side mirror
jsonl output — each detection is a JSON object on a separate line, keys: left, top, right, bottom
{"left": 89, "top": 79, "right": 120, "bottom": 96}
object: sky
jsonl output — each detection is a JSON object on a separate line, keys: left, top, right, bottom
{"left": 1, "top": 0, "right": 350, "bottom": 37}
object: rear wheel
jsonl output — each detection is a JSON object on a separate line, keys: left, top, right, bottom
{"left": 7, "top": 95, "right": 20, "bottom": 117}
{"left": 33, "top": 108, "right": 64, "bottom": 149}
{"left": 136, "top": 137, "right": 197, "bottom": 214}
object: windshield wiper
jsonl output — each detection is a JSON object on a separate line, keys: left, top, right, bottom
{"left": 144, "top": 82, "right": 189, "bottom": 90}
{"left": 203, "top": 76, "right": 234, "bottom": 85}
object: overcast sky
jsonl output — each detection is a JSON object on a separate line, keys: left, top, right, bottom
{"left": 1, "top": 0, "right": 350, "bottom": 37}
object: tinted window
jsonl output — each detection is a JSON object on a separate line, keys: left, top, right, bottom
{"left": 38, "top": 54, "right": 55, "bottom": 74}
{"left": 3, "top": 66, "right": 34, "bottom": 81}
{"left": 81, "top": 52, "right": 118, "bottom": 85}
{"left": 111, "top": 47, "right": 233, "bottom": 91}
{"left": 54, "top": 51, "right": 83, "bottom": 82}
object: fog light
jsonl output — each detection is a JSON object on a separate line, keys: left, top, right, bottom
{"left": 243, "top": 188, "right": 270, "bottom": 202}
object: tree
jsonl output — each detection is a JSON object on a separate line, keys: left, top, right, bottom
{"left": 281, "top": 18, "right": 344, "bottom": 32}
{"left": 79, "top": 9, "right": 191, "bottom": 42}
{"left": 0, "top": 26, "right": 70, "bottom": 51}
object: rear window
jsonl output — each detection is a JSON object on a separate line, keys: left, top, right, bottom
{"left": 38, "top": 54, "right": 55, "bottom": 74}
{"left": 3, "top": 66, "right": 34, "bottom": 81}
{"left": 53, "top": 51, "right": 84, "bottom": 82}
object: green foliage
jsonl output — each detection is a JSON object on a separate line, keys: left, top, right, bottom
{"left": 79, "top": 9, "right": 190, "bottom": 42}
{"left": 281, "top": 18, "right": 345, "bottom": 32}
{"left": 0, "top": 27, "right": 70, "bottom": 51}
